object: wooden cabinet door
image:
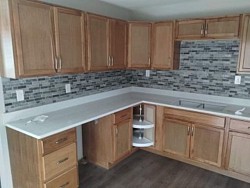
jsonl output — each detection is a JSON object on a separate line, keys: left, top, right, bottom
{"left": 226, "top": 132, "right": 250, "bottom": 176}
{"left": 87, "top": 14, "right": 109, "bottom": 71}
{"left": 82, "top": 115, "right": 113, "bottom": 168}
{"left": 205, "top": 16, "right": 240, "bottom": 38}
{"left": 12, "top": 0, "right": 56, "bottom": 77}
{"left": 190, "top": 124, "right": 224, "bottom": 167}
{"left": 54, "top": 8, "right": 85, "bottom": 73}
{"left": 113, "top": 119, "right": 131, "bottom": 161}
{"left": 238, "top": 14, "right": 250, "bottom": 72}
{"left": 162, "top": 118, "right": 191, "bottom": 158}
{"left": 152, "top": 22, "right": 175, "bottom": 70}
{"left": 176, "top": 19, "right": 205, "bottom": 39}
{"left": 128, "top": 23, "right": 151, "bottom": 68}
{"left": 110, "top": 19, "right": 127, "bottom": 69}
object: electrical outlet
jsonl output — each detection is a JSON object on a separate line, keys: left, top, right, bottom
{"left": 65, "top": 84, "right": 71, "bottom": 93}
{"left": 16, "top": 90, "right": 24, "bottom": 101}
{"left": 234, "top": 76, "right": 241, "bottom": 85}
{"left": 146, "top": 70, "right": 150, "bottom": 77}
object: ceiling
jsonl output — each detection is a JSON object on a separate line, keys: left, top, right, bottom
{"left": 99, "top": 0, "right": 250, "bottom": 20}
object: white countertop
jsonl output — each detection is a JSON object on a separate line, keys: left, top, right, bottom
{"left": 5, "top": 87, "right": 250, "bottom": 139}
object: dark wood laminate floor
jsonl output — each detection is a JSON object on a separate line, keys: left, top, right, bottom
{"left": 79, "top": 150, "right": 250, "bottom": 188}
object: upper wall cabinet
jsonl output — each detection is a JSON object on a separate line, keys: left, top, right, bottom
{"left": 1, "top": 0, "right": 85, "bottom": 78}
{"left": 109, "top": 19, "right": 127, "bottom": 69}
{"left": 87, "top": 14, "right": 109, "bottom": 71}
{"left": 128, "top": 22, "right": 152, "bottom": 68}
{"left": 87, "top": 14, "right": 127, "bottom": 71}
{"left": 54, "top": 8, "right": 85, "bottom": 74}
{"left": 152, "top": 22, "right": 179, "bottom": 70}
{"left": 176, "top": 16, "right": 241, "bottom": 40}
{"left": 238, "top": 14, "right": 250, "bottom": 73}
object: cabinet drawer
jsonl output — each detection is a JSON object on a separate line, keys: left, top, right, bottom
{"left": 42, "top": 128, "right": 76, "bottom": 155}
{"left": 44, "top": 167, "right": 78, "bottom": 188}
{"left": 230, "top": 119, "right": 250, "bottom": 134}
{"left": 164, "top": 108, "right": 225, "bottom": 128}
{"left": 114, "top": 108, "right": 132, "bottom": 124}
{"left": 43, "top": 143, "right": 77, "bottom": 181}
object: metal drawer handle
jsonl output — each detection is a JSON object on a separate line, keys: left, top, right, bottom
{"left": 59, "top": 182, "right": 69, "bottom": 188}
{"left": 57, "top": 157, "right": 69, "bottom": 165}
{"left": 187, "top": 126, "right": 190, "bottom": 135}
{"left": 120, "top": 114, "right": 128, "bottom": 119}
{"left": 55, "top": 137, "right": 68, "bottom": 144}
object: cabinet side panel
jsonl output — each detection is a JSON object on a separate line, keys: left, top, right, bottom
{"left": 7, "top": 127, "right": 43, "bottom": 188}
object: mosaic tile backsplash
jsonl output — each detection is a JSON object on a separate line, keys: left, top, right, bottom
{"left": 2, "top": 40, "right": 250, "bottom": 112}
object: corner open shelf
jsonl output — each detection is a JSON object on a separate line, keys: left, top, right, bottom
{"left": 132, "top": 104, "right": 155, "bottom": 148}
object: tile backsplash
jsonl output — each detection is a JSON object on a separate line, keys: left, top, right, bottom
{"left": 2, "top": 70, "right": 132, "bottom": 112}
{"left": 2, "top": 40, "right": 250, "bottom": 112}
{"left": 131, "top": 40, "right": 250, "bottom": 98}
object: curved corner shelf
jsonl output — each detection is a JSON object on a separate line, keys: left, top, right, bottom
{"left": 133, "top": 119, "right": 154, "bottom": 129}
{"left": 132, "top": 136, "right": 154, "bottom": 147}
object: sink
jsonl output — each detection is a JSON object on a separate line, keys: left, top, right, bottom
{"left": 198, "top": 103, "right": 226, "bottom": 111}
{"left": 176, "top": 99, "right": 202, "bottom": 108}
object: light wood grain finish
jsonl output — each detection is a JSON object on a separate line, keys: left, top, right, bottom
{"left": 113, "top": 119, "right": 132, "bottom": 161}
{"left": 109, "top": 19, "right": 127, "bottom": 69}
{"left": 163, "top": 118, "right": 190, "bottom": 158}
{"left": 238, "top": 14, "right": 250, "bottom": 73}
{"left": 164, "top": 107, "right": 225, "bottom": 128}
{"left": 128, "top": 22, "right": 152, "bottom": 68}
{"left": 205, "top": 16, "right": 240, "bottom": 38}
{"left": 7, "top": 127, "right": 44, "bottom": 188}
{"left": 45, "top": 167, "right": 78, "bottom": 188}
{"left": 226, "top": 132, "right": 250, "bottom": 176}
{"left": 152, "top": 22, "right": 176, "bottom": 70}
{"left": 83, "top": 115, "right": 113, "bottom": 168}
{"left": 11, "top": 0, "right": 56, "bottom": 77}
{"left": 113, "top": 108, "right": 132, "bottom": 124}
{"left": 42, "top": 128, "right": 76, "bottom": 155}
{"left": 229, "top": 119, "right": 250, "bottom": 134}
{"left": 176, "top": 19, "right": 205, "bottom": 39}
{"left": 152, "top": 106, "right": 164, "bottom": 151}
{"left": 190, "top": 124, "right": 224, "bottom": 167}
{"left": 54, "top": 8, "right": 85, "bottom": 73}
{"left": 43, "top": 143, "right": 77, "bottom": 181}
{"left": 87, "top": 14, "right": 109, "bottom": 71}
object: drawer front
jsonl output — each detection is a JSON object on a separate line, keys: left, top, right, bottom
{"left": 164, "top": 108, "right": 225, "bottom": 128}
{"left": 114, "top": 108, "right": 132, "bottom": 124}
{"left": 44, "top": 167, "right": 78, "bottom": 188}
{"left": 43, "top": 143, "right": 77, "bottom": 181}
{"left": 230, "top": 119, "right": 250, "bottom": 134}
{"left": 42, "top": 128, "right": 76, "bottom": 155}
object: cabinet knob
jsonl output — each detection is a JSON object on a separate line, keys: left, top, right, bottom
{"left": 55, "top": 137, "right": 68, "bottom": 144}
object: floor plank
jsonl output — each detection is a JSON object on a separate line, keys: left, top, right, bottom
{"left": 79, "top": 150, "right": 250, "bottom": 188}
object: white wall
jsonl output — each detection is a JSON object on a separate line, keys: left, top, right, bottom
{"left": 40, "top": 0, "right": 133, "bottom": 20}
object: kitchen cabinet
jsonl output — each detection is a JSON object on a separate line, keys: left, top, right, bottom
{"left": 163, "top": 108, "right": 225, "bottom": 167}
{"left": 109, "top": 19, "right": 127, "bottom": 69}
{"left": 87, "top": 14, "right": 109, "bottom": 71}
{"left": 54, "top": 8, "right": 85, "bottom": 74}
{"left": 176, "top": 16, "right": 241, "bottom": 40}
{"left": 226, "top": 119, "right": 250, "bottom": 176}
{"left": 87, "top": 14, "right": 127, "bottom": 71}
{"left": 152, "top": 22, "right": 179, "bottom": 70}
{"left": 83, "top": 108, "right": 132, "bottom": 169}
{"left": 128, "top": 22, "right": 152, "bottom": 68}
{"left": 238, "top": 14, "right": 250, "bottom": 73}
{"left": 8, "top": 0, "right": 85, "bottom": 77}
{"left": 7, "top": 128, "right": 78, "bottom": 188}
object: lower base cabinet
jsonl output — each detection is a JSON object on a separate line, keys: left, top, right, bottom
{"left": 226, "top": 119, "right": 250, "bottom": 176}
{"left": 163, "top": 118, "right": 224, "bottom": 167}
{"left": 83, "top": 108, "right": 132, "bottom": 169}
{"left": 7, "top": 128, "right": 78, "bottom": 188}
